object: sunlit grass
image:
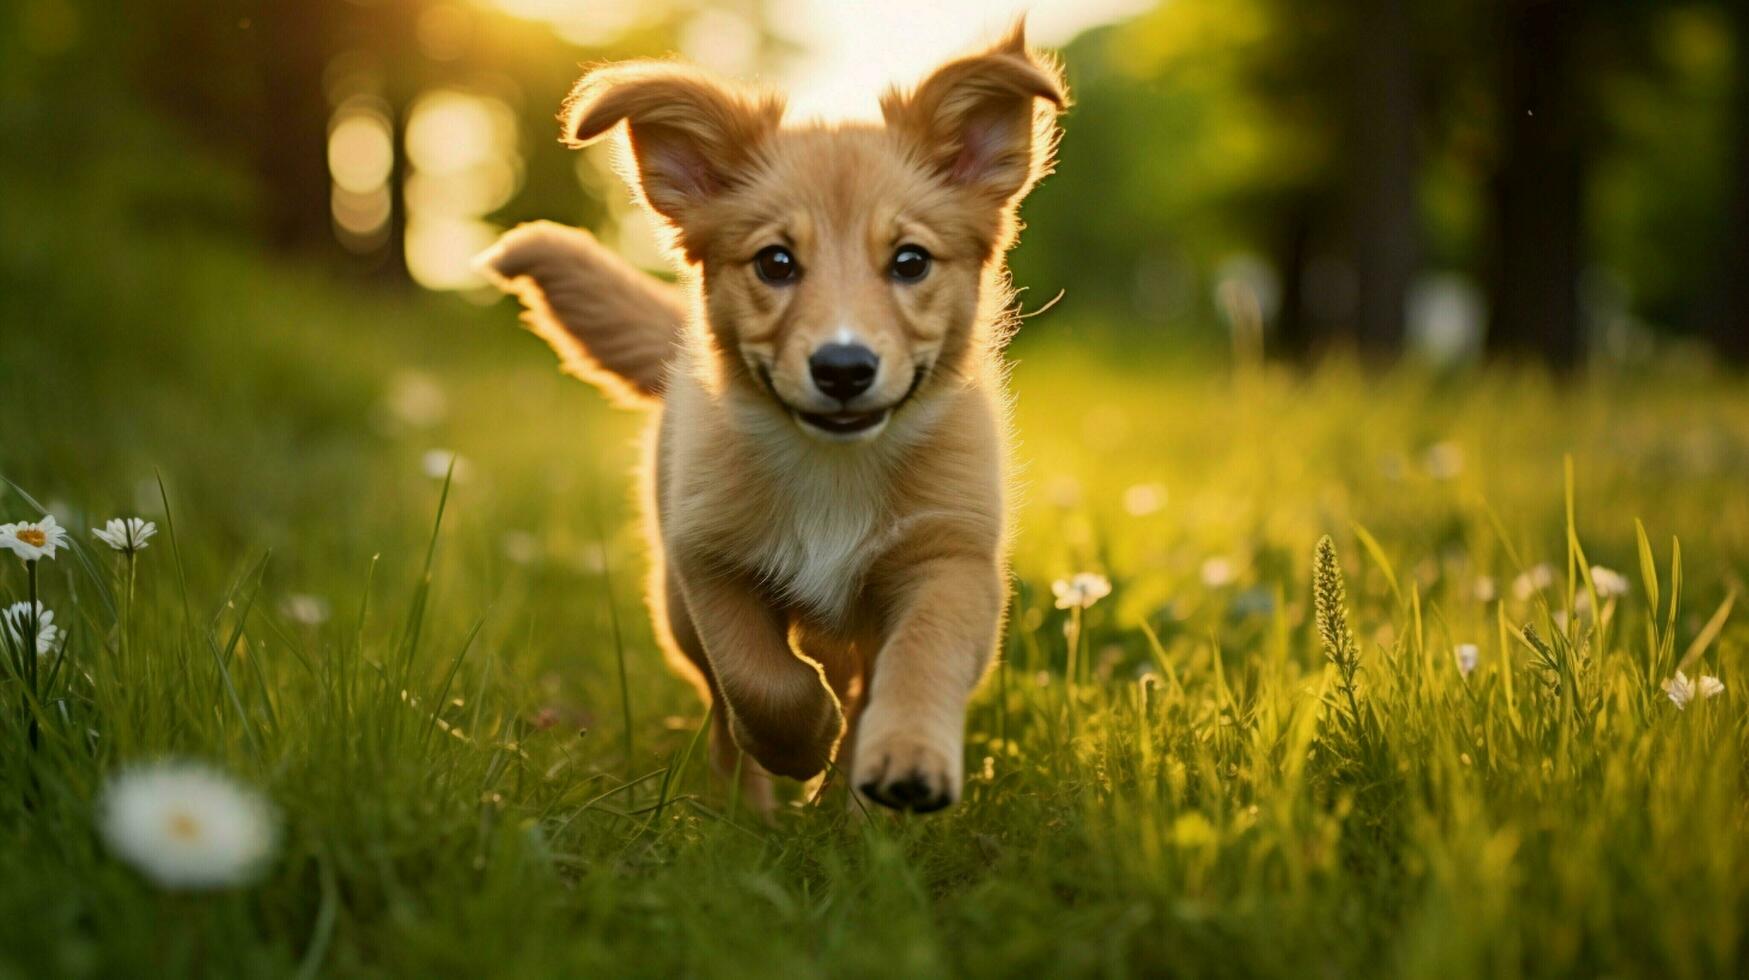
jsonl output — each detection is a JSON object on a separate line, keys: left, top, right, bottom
{"left": 1, "top": 178, "right": 1747, "bottom": 976}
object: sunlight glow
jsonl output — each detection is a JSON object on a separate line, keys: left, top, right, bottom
{"left": 403, "top": 90, "right": 522, "bottom": 291}
{"left": 768, "top": 0, "right": 1155, "bottom": 119}
{"left": 327, "top": 99, "right": 395, "bottom": 251}
{"left": 328, "top": 113, "right": 393, "bottom": 195}
{"left": 479, "top": 0, "right": 671, "bottom": 47}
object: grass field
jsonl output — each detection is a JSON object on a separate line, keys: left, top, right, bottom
{"left": 2, "top": 165, "right": 1749, "bottom": 978}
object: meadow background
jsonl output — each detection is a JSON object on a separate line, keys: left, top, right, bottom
{"left": 2, "top": 0, "right": 1748, "bottom": 976}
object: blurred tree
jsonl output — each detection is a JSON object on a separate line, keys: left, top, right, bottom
{"left": 1486, "top": 0, "right": 1587, "bottom": 368}
{"left": 254, "top": 0, "right": 341, "bottom": 252}
{"left": 1344, "top": 0, "right": 1418, "bottom": 358}
{"left": 1716, "top": 0, "right": 1749, "bottom": 363}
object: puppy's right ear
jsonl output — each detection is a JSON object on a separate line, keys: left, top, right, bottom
{"left": 564, "top": 63, "right": 784, "bottom": 246}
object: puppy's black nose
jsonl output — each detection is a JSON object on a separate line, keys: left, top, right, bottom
{"left": 808, "top": 343, "right": 879, "bottom": 402}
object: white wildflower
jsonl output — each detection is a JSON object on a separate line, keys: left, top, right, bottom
{"left": 382, "top": 369, "right": 448, "bottom": 429}
{"left": 1589, "top": 565, "right": 1630, "bottom": 599}
{"left": 1200, "top": 557, "right": 1236, "bottom": 588}
{"left": 98, "top": 761, "right": 279, "bottom": 889}
{"left": 1453, "top": 643, "right": 1479, "bottom": 678}
{"left": 92, "top": 517, "right": 157, "bottom": 554}
{"left": 501, "top": 530, "right": 541, "bottom": 566}
{"left": 1422, "top": 441, "right": 1465, "bottom": 480}
{"left": 1122, "top": 483, "right": 1167, "bottom": 517}
{"left": 1511, "top": 563, "right": 1555, "bottom": 600}
{"left": 1047, "top": 475, "right": 1082, "bottom": 510}
{"left": 421, "top": 448, "right": 472, "bottom": 483}
{"left": 1052, "top": 572, "right": 1112, "bottom": 610}
{"left": 2, "top": 601, "right": 60, "bottom": 656}
{"left": 1473, "top": 576, "right": 1498, "bottom": 602}
{"left": 280, "top": 594, "right": 331, "bottom": 627}
{"left": 1663, "top": 670, "right": 1725, "bottom": 710}
{"left": 0, "top": 515, "right": 70, "bottom": 562}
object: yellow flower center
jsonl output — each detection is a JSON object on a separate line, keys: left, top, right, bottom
{"left": 17, "top": 529, "right": 45, "bottom": 548}
{"left": 166, "top": 811, "right": 203, "bottom": 841}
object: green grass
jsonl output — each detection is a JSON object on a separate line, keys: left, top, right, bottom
{"left": 2, "top": 166, "right": 1748, "bottom": 978}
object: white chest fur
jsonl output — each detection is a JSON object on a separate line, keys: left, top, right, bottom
{"left": 747, "top": 449, "right": 891, "bottom": 621}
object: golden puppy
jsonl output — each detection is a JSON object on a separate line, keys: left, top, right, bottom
{"left": 477, "top": 25, "right": 1066, "bottom": 813}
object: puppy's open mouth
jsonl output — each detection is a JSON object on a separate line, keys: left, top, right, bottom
{"left": 793, "top": 409, "right": 889, "bottom": 435}
{"left": 754, "top": 362, "right": 931, "bottom": 440}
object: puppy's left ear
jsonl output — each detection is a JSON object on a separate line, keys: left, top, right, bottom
{"left": 882, "top": 21, "right": 1068, "bottom": 208}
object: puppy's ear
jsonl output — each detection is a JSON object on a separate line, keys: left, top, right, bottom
{"left": 564, "top": 63, "right": 784, "bottom": 237}
{"left": 882, "top": 21, "right": 1068, "bottom": 208}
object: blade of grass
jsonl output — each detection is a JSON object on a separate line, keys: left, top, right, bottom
{"left": 1352, "top": 522, "right": 1403, "bottom": 608}
{"left": 1676, "top": 591, "right": 1735, "bottom": 674}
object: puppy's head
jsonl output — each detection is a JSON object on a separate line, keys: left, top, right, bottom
{"left": 566, "top": 25, "right": 1066, "bottom": 443}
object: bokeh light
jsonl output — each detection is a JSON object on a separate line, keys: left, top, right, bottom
{"left": 402, "top": 90, "right": 521, "bottom": 291}
{"left": 327, "top": 99, "right": 396, "bottom": 252}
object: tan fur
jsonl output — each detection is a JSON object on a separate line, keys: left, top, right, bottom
{"left": 482, "top": 23, "right": 1067, "bottom": 813}
{"left": 474, "top": 221, "right": 686, "bottom": 404}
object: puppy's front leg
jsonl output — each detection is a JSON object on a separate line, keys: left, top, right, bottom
{"left": 855, "top": 556, "right": 1003, "bottom": 812}
{"left": 675, "top": 559, "right": 844, "bottom": 780}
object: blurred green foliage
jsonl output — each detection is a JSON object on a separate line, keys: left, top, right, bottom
{"left": 2, "top": 2, "right": 1749, "bottom": 975}
{"left": 5, "top": 0, "right": 1745, "bottom": 369}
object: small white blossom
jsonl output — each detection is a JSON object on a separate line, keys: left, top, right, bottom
{"left": 2, "top": 601, "right": 60, "bottom": 656}
{"left": 1052, "top": 572, "right": 1112, "bottom": 610}
{"left": 0, "top": 515, "right": 70, "bottom": 562}
{"left": 1422, "top": 441, "right": 1465, "bottom": 480}
{"left": 1122, "top": 483, "right": 1167, "bottom": 517}
{"left": 92, "top": 517, "right": 158, "bottom": 554}
{"left": 381, "top": 369, "right": 448, "bottom": 429}
{"left": 421, "top": 448, "right": 472, "bottom": 483}
{"left": 1511, "top": 563, "right": 1555, "bottom": 600}
{"left": 98, "top": 761, "right": 279, "bottom": 889}
{"left": 280, "top": 594, "right": 331, "bottom": 626}
{"left": 501, "top": 530, "right": 541, "bottom": 566}
{"left": 1588, "top": 565, "right": 1630, "bottom": 599}
{"left": 1473, "top": 576, "right": 1498, "bottom": 602}
{"left": 1200, "top": 557, "right": 1236, "bottom": 588}
{"left": 1047, "top": 475, "right": 1082, "bottom": 510}
{"left": 1663, "top": 670, "right": 1725, "bottom": 710}
{"left": 1453, "top": 643, "right": 1479, "bottom": 678}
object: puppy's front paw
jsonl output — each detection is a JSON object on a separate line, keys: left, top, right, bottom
{"left": 853, "top": 731, "right": 961, "bottom": 813}
{"left": 727, "top": 694, "right": 843, "bottom": 782}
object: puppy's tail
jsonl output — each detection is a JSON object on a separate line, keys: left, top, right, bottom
{"left": 475, "top": 221, "right": 687, "bottom": 405}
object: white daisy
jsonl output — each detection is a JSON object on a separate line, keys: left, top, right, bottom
{"left": 1511, "top": 563, "right": 1555, "bottom": 600}
{"left": 1047, "top": 475, "right": 1082, "bottom": 510}
{"left": 2, "top": 601, "right": 60, "bottom": 656}
{"left": 280, "top": 594, "right": 331, "bottom": 627}
{"left": 1422, "top": 441, "right": 1465, "bottom": 480}
{"left": 92, "top": 517, "right": 158, "bottom": 555}
{"left": 0, "top": 515, "right": 70, "bottom": 562}
{"left": 501, "top": 530, "right": 541, "bottom": 566}
{"left": 1588, "top": 565, "right": 1630, "bottom": 599}
{"left": 1052, "top": 572, "right": 1112, "bottom": 610}
{"left": 1453, "top": 643, "right": 1479, "bottom": 678}
{"left": 1663, "top": 670, "right": 1725, "bottom": 710}
{"left": 98, "top": 761, "right": 279, "bottom": 889}
{"left": 1200, "top": 557, "right": 1236, "bottom": 588}
{"left": 382, "top": 369, "right": 448, "bottom": 429}
{"left": 421, "top": 448, "right": 472, "bottom": 483}
{"left": 1472, "top": 576, "right": 1498, "bottom": 603}
{"left": 1122, "top": 483, "right": 1167, "bottom": 517}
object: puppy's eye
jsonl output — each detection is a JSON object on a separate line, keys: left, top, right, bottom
{"left": 753, "top": 245, "right": 799, "bottom": 284}
{"left": 890, "top": 245, "right": 931, "bottom": 283}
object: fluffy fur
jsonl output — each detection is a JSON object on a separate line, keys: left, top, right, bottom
{"left": 478, "top": 24, "right": 1067, "bottom": 813}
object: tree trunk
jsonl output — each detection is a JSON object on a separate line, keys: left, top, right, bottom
{"left": 1346, "top": 0, "right": 1419, "bottom": 359}
{"left": 1486, "top": 0, "right": 1585, "bottom": 368}
{"left": 1714, "top": 1, "right": 1749, "bottom": 364}
{"left": 252, "top": 0, "right": 335, "bottom": 253}
{"left": 1271, "top": 198, "right": 1316, "bottom": 362}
